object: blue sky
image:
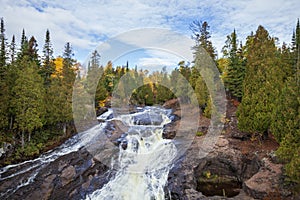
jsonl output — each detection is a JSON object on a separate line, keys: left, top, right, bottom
{"left": 0, "top": 0, "right": 299, "bottom": 71}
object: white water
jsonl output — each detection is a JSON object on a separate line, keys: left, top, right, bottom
{"left": 0, "top": 107, "right": 177, "bottom": 199}
{"left": 0, "top": 120, "right": 108, "bottom": 198}
{"left": 86, "top": 107, "right": 177, "bottom": 200}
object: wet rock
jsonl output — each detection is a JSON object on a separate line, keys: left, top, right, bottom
{"left": 61, "top": 165, "right": 76, "bottom": 186}
{"left": 96, "top": 107, "right": 108, "bottom": 117}
{"left": 162, "top": 123, "right": 176, "bottom": 139}
{"left": 121, "top": 140, "right": 128, "bottom": 150}
{"left": 162, "top": 130, "right": 176, "bottom": 139}
{"left": 37, "top": 174, "right": 56, "bottom": 199}
{"left": 169, "top": 114, "right": 181, "bottom": 122}
{"left": 133, "top": 113, "right": 163, "bottom": 125}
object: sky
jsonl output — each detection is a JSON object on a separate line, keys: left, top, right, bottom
{"left": 0, "top": 0, "right": 299, "bottom": 71}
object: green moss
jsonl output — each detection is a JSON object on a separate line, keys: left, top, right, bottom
{"left": 196, "top": 131, "right": 204, "bottom": 137}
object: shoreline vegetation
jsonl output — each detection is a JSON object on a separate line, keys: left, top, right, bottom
{"left": 0, "top": 17, "right": 299, "bottom": 196}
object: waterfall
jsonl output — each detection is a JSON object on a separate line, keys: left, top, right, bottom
{"left": 86, "top": 107, "right": 177, "bottom": 200}
{"left": 0, "top": 107, "right": 177, "bottom": 199}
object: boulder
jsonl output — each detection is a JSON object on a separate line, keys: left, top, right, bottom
{"left": 163, "top": 99, "right": 179, "bottom": 109}
{"left": 133, "top": 113, "right": 163, "bottom": 125}
{"left": 243, "top": 158, "right": 283, "bottom": 199}
{"left": 61, "top": 165, "right": 76, "bottom": 186}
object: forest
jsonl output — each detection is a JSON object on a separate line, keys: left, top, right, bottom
{"left": 0, "top": 17, "right": 299, "bottom": 188}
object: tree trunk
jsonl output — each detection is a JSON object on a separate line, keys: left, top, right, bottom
{"left": 21, "top": 130, "right": 25, "bottom": 149}
{"left": 9, "top": 116, "right": 13, "bottom": 130}
{"left": 63, "top": 123, "right": 67, "bottom": 137}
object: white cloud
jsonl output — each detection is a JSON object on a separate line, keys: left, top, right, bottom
{"left": 136, "top": 49, "right": 183, "bottom": 70}
{"left": 0, "top": 0, "right": 299, "bottom": 62}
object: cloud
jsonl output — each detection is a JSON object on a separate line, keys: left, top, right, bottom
{"left": 136, "top": 49, "right": 183, "bottom": 71}
{"left": 0, "top": 0, "right": 299, "bottom": 62}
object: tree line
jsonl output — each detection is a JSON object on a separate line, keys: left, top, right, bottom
{"left": 0, "top": 18, "right": 76, "bottom": 163}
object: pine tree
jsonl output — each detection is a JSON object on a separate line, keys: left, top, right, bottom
{"left": 237, "top": 26, "right": 283, "bottom": 137}
{"left": 60, "top": 42, "right": 76, "bottom": 135}
{"left": 0, "top": 18, "right": 7, "bottom": 69}
{"left": 41, "top": 29, "right": 55, "bottom": 87}
{"left": 86, "top": 50, "right": 107, "bottom": 107}
{"left": 190, "top": 20, "right": 216, "bottom": 60}
{"left": 9, "top": 35, "right": 16, "bottom": 63}
{"left": 190, "top": 20, "right": 217, "bottom": 115}
{"left": 27, "top": 36, "right": 40, "bottom": 66}
{"left": 18, "top": 29, "right": 28, "bottom": 60}
{"left": 223, "top": 29, "right": 245, "bottom": 100}
{"left": 0, "top": 18, "right": 8, "bottom": 129}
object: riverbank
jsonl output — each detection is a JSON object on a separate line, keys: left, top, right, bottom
{"left": 163, "top": 98, "right": 298, "bottom": 199}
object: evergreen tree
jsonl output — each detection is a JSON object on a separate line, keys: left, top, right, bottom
{"left": 18, "top": 29, "right": 28, "bottom": 60}
{"left": 237, "top": 26, "right": 283, "bottom": 137}
{"left": 9, "top": 35, "right": 16, "bottom": 63}
{"left": 194, "top": 75, "right": 208, "bottom": 109}
{"left": 61, "top": 42, "right": 76, "bottom": 135}
{"left": 0, "top": 18, "right": 8, "bottom": 130}
{"left": 27, "top": 36, "right": 40, "bottom": 66}
{"left": 86, "top": 50, "right": 107, "bottom": 107}
{"left": 47, "top": 43, "right": 76, "bottom": 134}
{"left": 12, "top": 57, "right": 45, "bottom": 148}
{"left": 41, "top": 30, "right": 55, "bottom": 87}
{"left": 190, "top": 20, "right": 217, "bottom": 115}
{"left": 270, "top": 20, "right": 300, "bottom": 183}
{"left": 0, "top": 18, "right": 7, "bottom": 69}
{"left": 222, "top": 29, "right": 245, "bottom": 100}
{"left": 190, "top": 20, "right": 216, "bottom": 60}
{"left": 272, "top": 76, "right": 300, "bottom": 183}
{"left": 292, "top": 19, "right": 300, "bottom": 85}
{"left": 156, "top": 67, "right": 173, "bottom": 103}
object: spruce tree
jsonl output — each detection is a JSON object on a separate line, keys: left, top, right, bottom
{"left": 60, "top": 42, "right": 76, "bottom": 135}
{"left": 41, "top": 29, "right": 55, "bottom": 87}
{"left": 223, "top": 29, "right": 245, "bottom": 100}
{"left": 190, "top": 21, "right": 216, "bottom": 114}
{"left": 9, "top": 35, "right": 16, "bottom": 63}
{"left": 0, "top": 18, "right": 7, "bottom": 69}
{"left": 0, "top": 18, "right": 8, "bottom": 129}
{"left": 27, "top": 36, "right": 40, "bottom": 66}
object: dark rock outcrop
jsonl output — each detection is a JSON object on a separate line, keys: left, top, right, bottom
{"left": 0, "top": 149, "right": 110, "bottom": 200}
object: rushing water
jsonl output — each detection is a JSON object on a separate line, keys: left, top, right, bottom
{"left": 86, "top": 107, "right": 177, "bottom": 200}
{"left": 0, "top": 122, "right": 108, "bottom": 198}
{"left": 0, "top": 106, "right": 177, "bottom": 200}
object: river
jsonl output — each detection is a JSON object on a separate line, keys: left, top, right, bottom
{"left": 0, "top": 106, "right": 177, "bottom": 200}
